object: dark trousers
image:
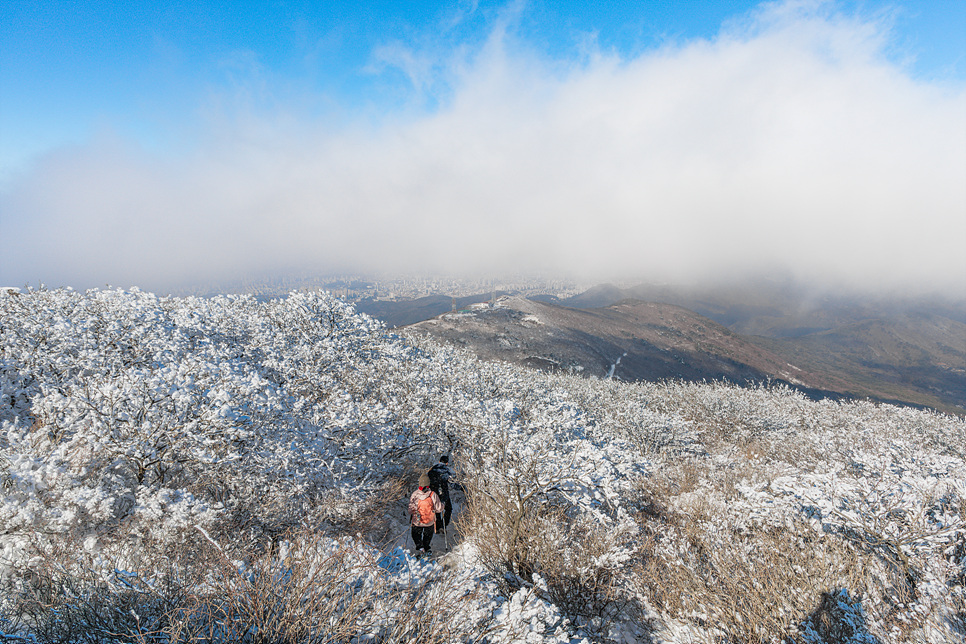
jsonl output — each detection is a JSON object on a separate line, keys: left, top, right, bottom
{"left": 437, "top": 496, "right": 452, "bottom": 529}
{"left": 411, "top": 525, "right": 434, "bottom": 551}
{"left": 435, "top": 502, "right": 452, "bottom": 533}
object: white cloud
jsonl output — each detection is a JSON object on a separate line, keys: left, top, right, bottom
{"left": 2, "top": 1, "right": 964, "bottom": 296}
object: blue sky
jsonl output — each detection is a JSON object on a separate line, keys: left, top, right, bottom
{"left": 1, "top": 1, "right": 965, "bottom": 294}
{"left": 2, "top": 1, "right": 963, "bottom": 174}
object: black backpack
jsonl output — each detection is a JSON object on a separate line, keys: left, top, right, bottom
{"left": 428, "top": 464, "right": 449, "bottom": 499}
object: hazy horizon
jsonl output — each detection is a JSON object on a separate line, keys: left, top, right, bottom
{"left": 2, "top": 1, "right": 964, "bottom": 299}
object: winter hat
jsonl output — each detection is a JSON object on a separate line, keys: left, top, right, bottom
{"left": 419, "top": 472, "right": 430, "bottom": 488}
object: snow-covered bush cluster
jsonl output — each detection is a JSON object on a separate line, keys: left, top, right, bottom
{"left": 0, "top": 287, "right": 436, "bottom": 545}
{"left": 1, "top": 287, "right": 963, "bottom": 643}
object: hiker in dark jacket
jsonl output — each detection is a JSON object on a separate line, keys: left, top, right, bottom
{"left": 409, "top": 472, "right": 443, "bottom": 554}
{"left": 427, "top": 455, "right": 454, "bottom": 533}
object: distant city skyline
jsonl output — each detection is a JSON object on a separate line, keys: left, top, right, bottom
{"left": 2, "top": 1, "right": 964, "bottom": 296}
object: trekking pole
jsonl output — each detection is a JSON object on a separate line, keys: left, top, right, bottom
{"left": 444, "top": 511, "right": 449, "bottom": 551}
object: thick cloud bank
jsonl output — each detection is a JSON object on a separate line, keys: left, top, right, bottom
{"left": 2, "top": 2, "right": 964, "bottom": 295}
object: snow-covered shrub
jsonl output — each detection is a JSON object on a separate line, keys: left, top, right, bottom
{"left": 460, "top": 435, "right": 575, "bottom": 592}
{"left": 458, "top": 420, "right": 644, "bottom": 640}
{"left": 2, "top": 286, "right": 964, "bottom": 643}
{"left": 631, "top": 492, "right": 869, "bottom": 643}
{"left": 0, "top": 287, "right": 468, "bottom": 551}
{"left": 624, "top": 385, "right": 966, "bottom": 643}
{"left": 6, "top": 528, "right": 494, "bottom": 644}
{"left": 559, "top": 376, "right": 701, "bottom": 456}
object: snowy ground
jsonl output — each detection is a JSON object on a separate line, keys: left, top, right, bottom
{"left": 1, "top": 287, "right": 963, "bottom": 643}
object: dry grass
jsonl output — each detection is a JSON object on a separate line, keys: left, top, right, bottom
{"left": 626, "top": 471, "right": 964, "bottom": 644}
{"left": 1, "top": 526, "right": 491, "bottom": 644}
{"left": 458, "top": 469, "right": 565, "bottom": 593}
{"left": 630, "top": 490, "right": 870, "bottom": 642}
{"left": 167, "top": 529, "right": 487, "bottom": 644}
{"left": 458, "top": 453, "right": 641, "bottom": 641}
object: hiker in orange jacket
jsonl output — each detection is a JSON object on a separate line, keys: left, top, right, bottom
{"left": 409, "top": 472, "right": 444, "bottom": 554}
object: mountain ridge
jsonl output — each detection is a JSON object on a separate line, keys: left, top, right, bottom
{"left": 406, "top": 295, "right": 835, "bottom": 395}
{"left": 393, "top": 284, "right": 965, "bottom": 415}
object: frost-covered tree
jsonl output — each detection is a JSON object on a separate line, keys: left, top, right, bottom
{"left": 1, "top": 287, "right": 963, "bottom": 644}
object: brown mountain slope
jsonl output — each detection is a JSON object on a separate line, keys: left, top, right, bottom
{"left": 405, "top": 296, "right": 831, "bottom": 391}
{"left": 551, "top": 283, "right": 966, "bottom": 414}
{"left": 754, "top": 313, "right": 966, "bottom": 414}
